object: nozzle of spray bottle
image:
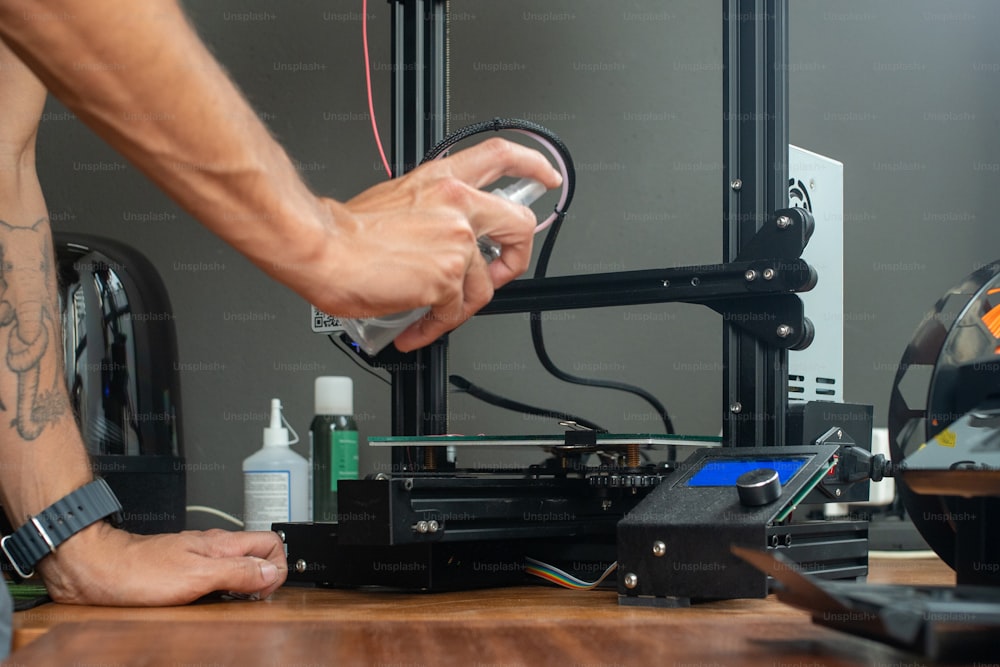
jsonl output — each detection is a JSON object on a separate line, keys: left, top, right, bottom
{"left": 340, "top": 177, "right": 548, "bottom": 355}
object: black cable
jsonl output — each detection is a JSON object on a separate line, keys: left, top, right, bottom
{"left": 449, "top": 374, "right": 605, "bottom": 432}
{"left": 523, "top": 140, "right": 676, "bottom": 435}
{"left": 527, "top": 314, "right": 675, "bottom": 435}
{"left": 423, "top": 119, "right": 676, "bottom": 435}
{"left": 327, "top": 334, "right": 391, "bottom": 386}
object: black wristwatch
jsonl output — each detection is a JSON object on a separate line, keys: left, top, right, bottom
{"left": 1, "top": 478, "right": 123, "bottom": 580}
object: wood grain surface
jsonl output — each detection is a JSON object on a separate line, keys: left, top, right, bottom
{"left": 5, "top": 557, "right": 957, "bottom": 666}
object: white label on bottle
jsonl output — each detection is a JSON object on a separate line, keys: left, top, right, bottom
{"left": 244, "top": 470, "right": 291, "bottom": 531}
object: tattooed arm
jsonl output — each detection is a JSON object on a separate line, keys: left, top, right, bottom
{"left": 0, "top": 38, "right": 286, "bottom": 606}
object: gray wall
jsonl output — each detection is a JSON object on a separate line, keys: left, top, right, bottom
{"left": 32, "top": 0, "right": 1000, "bottom": 528}
{"left": 788, "top": 0, "right": 1000, "bottom": 419}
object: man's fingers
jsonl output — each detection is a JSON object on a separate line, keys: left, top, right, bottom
{"left": 191, "top": 529, "right": 287, "bottom": 598}
{"left": 393, "top": 290, "right": 467, "bottom": 352}
{"left": 438, "top": 138, "right": 562, "bottom": 190}
{"left": 195, "top": 528, "right": 283, "bottom": 558}
{"left": 394, "top": 253, "right": 495, "bottom": 351}
{"left": 197, "top": 556, "right": 286, "bottom": 598}
{"left": 457, "top": 188, "right": 537, "bottom": 279}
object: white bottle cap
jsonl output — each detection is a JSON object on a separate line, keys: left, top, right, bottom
{"left": 263, "top": 398, "right": 290, "bottom": 447}
{"left": 315, "top": 376, "right": 353, "bottom": 415}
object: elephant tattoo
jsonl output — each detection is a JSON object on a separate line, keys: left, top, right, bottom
{"left": 0, "top": 218, "right": 66, "bottom": 440}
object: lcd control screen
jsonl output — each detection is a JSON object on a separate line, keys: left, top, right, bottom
{"left": 685, "top": 457, "right": 810, "bottom": 487}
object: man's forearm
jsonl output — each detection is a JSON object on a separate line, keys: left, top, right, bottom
{"left": 0, "top": 1, "right": 336, "bottom": 295}
{"left": 0, "top": 162, "right": 93, "bottom": 524}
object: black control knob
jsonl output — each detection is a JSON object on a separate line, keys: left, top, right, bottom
{"left": 736, "top": 468, "right": 782, "bottom": 506}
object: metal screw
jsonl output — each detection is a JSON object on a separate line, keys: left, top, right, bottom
{"left": 730, "top": 402, "right": 742, "bottom": 414}
{"left": 661, "top": 279, "right": 670, "bottom": 287}
{"left": 730, "top": 178, "right": 743, "bottom": 191}
{"left": 762, "top": 268, "right": 775, "bottom": 280}
{"left": 776, "top": 324, "right": 793, "bottom": 338}
{"left": 744, "top": 269, "right": 757, "bottom": 282}
{"left": 276, "top": 530, "right": 286, "bottom": 543}
{"left": 295, "top": 559, "right": 307, "bottom": 573}
{"left": 601, "top": 499, "right": 612, "bottom": 511}
{"left": 428, "top": 520, "right": 439, "bottom": 533}
{"left": 652, "top": 541, "right": 667, "bottom": 557}
{"left": 624, "top": 573, "right": 639, "bottom": 589}
{"left": 416, "top": 520, "right": 429, "bottom": 533}
{"left": 776, "top": 215, "right": 792, "bottom": 229}
{"left": 690, "top": 277, "right": 700, "bottom": 287}
{"left": 837, "top": 429, "right": 843, "bottom": 439}
{"left": 835, "top": 488, "right": 842, "bottom": 498}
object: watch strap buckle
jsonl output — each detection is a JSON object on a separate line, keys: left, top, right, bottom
{"left": 1, "top": 534, "right": 35, "bottom": 580}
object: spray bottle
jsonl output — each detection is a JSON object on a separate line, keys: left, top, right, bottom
{"left": 340, "top": 177, "right": 547, "bottom": 355}
{"left": 242, "top": 398, "right": 309, "bottom": 531}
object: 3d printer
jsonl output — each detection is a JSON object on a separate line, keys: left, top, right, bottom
{"left": 277, "top": 1, "right": 883, "bottom": 605}
{"left": 280, "top": 2, "right": 1000, "bottom": 661}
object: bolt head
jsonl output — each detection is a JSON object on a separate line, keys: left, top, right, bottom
{"left": 777, "top": 215, "right": 792, "bottom": 228}
{"left": 730, "top": 178, "right": 743, "bottom": 191}
{"left": 624, "top": 573, "right": 639, "bottom": 589}
{"left": 428, "top": 520, "right": 440, "bottom": 533}
{"left": 652, "top": 541, "right": 667, "bottom": 557}
{"left": 776, "top": 324, "right": 793, "bottom": 338}
{"left": 295, "top": 559, "right": 307, "bottom": 573}
{"left": 416, "top": 520, "right": 429, "bottom": 533}
{"left": 762, "top": 268, "right": 775, "bottom": 280}
{"left": 744, "top": 269, "right": 757, "bottom": 281}
{"left": 276, "top": 530, "right": 286, "bottom": 543}
{"left": 835, "top": 488, "right": 842, "bottom": 497}
{"left": 730, "top": 402, "right": 742, "bottom": 414}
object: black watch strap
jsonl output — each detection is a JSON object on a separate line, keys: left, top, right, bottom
{"left": 1, "top": 478, "right": 123, "bottom": 580}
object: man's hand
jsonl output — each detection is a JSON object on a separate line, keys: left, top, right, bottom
{"left": 322, "top": 138, "right": 561, "bottom": 351}
{"left": 37, "top": 523, "right": 287, "bottom": 606}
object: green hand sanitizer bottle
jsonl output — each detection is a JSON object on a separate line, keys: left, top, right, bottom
{"left": 310, "top": 377, "right": 358, "bottom": 522}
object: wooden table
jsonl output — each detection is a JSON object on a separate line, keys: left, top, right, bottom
{"left": 6, "top": 557, "right": 958, "bottom": 666}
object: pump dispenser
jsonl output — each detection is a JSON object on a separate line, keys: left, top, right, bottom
{"left": 242, "top": 398, "right": 309, "bottom": 531}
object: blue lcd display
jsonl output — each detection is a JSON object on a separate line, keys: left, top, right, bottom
{"left": 685, "top": 457, "right": 809, "bottom": 487}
